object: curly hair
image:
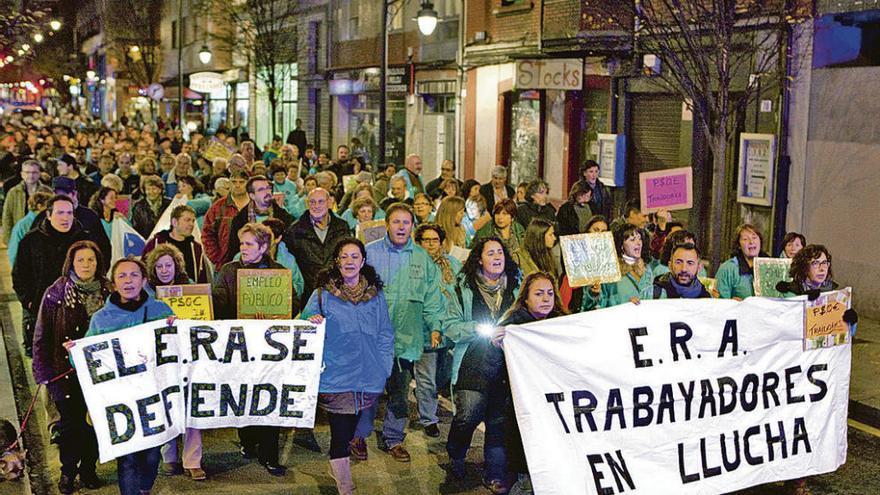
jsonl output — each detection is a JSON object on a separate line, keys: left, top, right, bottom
{"left": 145, "top": 244, "right": 189, "bottom": 287}
{"left": 789, "top": 244, "right": 833, "bottom": 287}
{"left": 459, "top": 236, "right": 520, "bottom": 285}
{"left": 315, "top": 237, "right": 383, "bottom": 290}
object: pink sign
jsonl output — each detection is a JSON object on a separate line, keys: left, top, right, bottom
{"left": 638, "top": 167, "right": 693, "bottom": 212}
{"left": 115, "top": 195, "right": 132, "bottom": 217}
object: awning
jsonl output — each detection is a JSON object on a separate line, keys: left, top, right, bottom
{"left": 162, "top": 86, "right": 204, "bottom": 100}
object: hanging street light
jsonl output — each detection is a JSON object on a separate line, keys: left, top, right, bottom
{"left": 198, "top": 44, "right": 212, "bottom": 65}
{"left": 416, "top": 1, "right": 438, "bottom": 36}
{"left": 33, "top": 33, "right": 44, "bottom": 43}
{"left": 50, "top": 20, "right": 62, "bottom": 31}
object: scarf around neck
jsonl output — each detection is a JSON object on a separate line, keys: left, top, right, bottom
{"left": 66, "top": 272, "right": 105, "bottom": 316}
{"left": 324, "top": 275, "right": 378, "bottom": 305}
{"left": 475, "top": 271, "right": 508, "bottom": 318}
{"left": 430, "top": 251, "right": 455, "bottom": 285}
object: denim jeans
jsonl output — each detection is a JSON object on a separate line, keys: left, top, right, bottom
{"left": 117, "top": 446, "right": 161, "bottom": 495}
{"left": 353, "top": 358, "right": 414, "bottom": 447}
{"left": 446, "top": 387, "right": 509, "bottom": 482}
{"left": 414, "top": 349, "right": 452, "bottom": 426}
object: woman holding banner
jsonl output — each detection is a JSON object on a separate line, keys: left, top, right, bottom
{"left": 301, "top": 238, "right": 394, "bottom": 495}
{"left": 493, "top": 271, "right": 567, "bottom": 494}
{"left": 212, "top": 222, "right": 290, "bottom": 477}
{"left": 444, "top": 237, "right": 521, "bottom": 494}
{"left": 81, "top": 257, "right": 175, "bottom": 495}
{"left": 716, "top": 224, "right": 769, "bottom": 300}
{"left": 33, "top": 240, "right": 112, "bottom": 494}
{"left": 581, "top": 223, "right": 655, "bottom": 311}
{"left": 143, "top": 244, "right": 207, "bottom": 481}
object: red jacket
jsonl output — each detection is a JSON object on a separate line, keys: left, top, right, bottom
{"left": 202, "top": 195, "right": 243, "bottom": 268}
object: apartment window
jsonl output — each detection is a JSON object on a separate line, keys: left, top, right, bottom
{"left": 349, "top": 17, "right": 359, "bottom": 39}
{"left": 389, "top": 4, "right": 404, "bottom": 31}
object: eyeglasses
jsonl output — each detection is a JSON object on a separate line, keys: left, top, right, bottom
{"left": 420, "top": 237, "right": 441, "bottom": 244}
{"left": 810, "top": 260, "right": 830, "bottom": 268}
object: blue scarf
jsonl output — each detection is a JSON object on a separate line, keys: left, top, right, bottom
{"left": 670, "top": 276, "right": 705, "bottom": 299}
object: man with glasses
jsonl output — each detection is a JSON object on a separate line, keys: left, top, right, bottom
{"left": 425, "top": 159, "right": 461, "bottom": 200}
{"left": 225, "top": 175, "right": 294, "bottom": 263}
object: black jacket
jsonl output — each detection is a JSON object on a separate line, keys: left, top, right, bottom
{"left": 225, "top": 203, "right": 294, "bottom": 264}
{"left": 30, "top": 206, "right": 110, "bottom": 261}
{"left": 282, "top": 213, "right": 350, "bottom": 306}
{"left": 285, "top": 129, "right": 307, "bottom": 154}
{"left": 556, "top": 200, "right": 592, "bottom": 237}
{"left": 479, "top": 183, "right": 515, "bottom": 214}
{"left": 13, "top": 219, "right": 91, "bottom": 312}
{"left": 575, "top": 179, "right": 612, "bottom": 219}
{"left": 516, "top": 201, "right": 556, "bottom": 229}
{"left": 130, "top": 197, "right": 172, "bottom": 239}
{"left": 212, "top": 256, "right": 298, "bottom": 319}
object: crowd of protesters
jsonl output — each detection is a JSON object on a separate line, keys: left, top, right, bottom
{"left": 0, "top": 111, "right": 856, "bottom": 495}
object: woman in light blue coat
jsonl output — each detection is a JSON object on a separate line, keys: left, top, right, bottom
{"left": 582, "top": 223, "right": 654, "bottom": 311}
{"left": 302, "top": 237, "right": 394, "bottom": 495}
{"left": 716, "top": 224, "right": 769, "bottom": 300}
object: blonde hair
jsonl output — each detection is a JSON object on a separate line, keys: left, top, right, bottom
{"left": 435, "top": 196, "right": 466, "bottom": 253}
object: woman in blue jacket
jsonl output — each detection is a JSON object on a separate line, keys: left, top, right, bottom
{"left": 82, "top": 257, "right": 174, "bottom": 495}
{"left": 302, "top": 237, "right": 394, "bottom": 495}
{"left": 716, "top": 224, "right": 769, "bottom": 300}
{"left": 582, "top": 223, "right": 655, "bottom": 311}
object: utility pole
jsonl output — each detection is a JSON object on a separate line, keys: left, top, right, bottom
{"left": 177, "top": 0, "right": 184, "bottom": 129}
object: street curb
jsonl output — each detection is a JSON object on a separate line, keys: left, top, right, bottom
{"left": 1, "top": 302, "right": 52, "bottom": 495}
{"left": 849, "top": 400, "right": 880, "bottom": 430}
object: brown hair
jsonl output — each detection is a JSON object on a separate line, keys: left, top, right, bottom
{"left": 110, "top": 256, "right": 148, "bottom": 279}
{"left": 731, "top": 223, "right": 762, "bottom": 258}
{"left": 145, "top": 244, "right": 189, "bottom": 287}
{"left": 62, "top": 240, "right": 107, "bottom": 281}
{"left": 789, "top": 244, "right": 833, "bottom": 286}
{"left": 501, "top": 271, "right": 567, "bottom": 321}
{"left": 492, "top": 198, "right": 517, "bottom": 217}
{"left": 237, "top": 222, "right": 274, "bottom": 249}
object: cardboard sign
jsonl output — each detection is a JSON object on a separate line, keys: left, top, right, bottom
{"left": 804, "top": 287, "right": 852, "bottom": 350}
{"left": 115, "top": 195, "right": 131, "bottom": 217}
{"left": 155, "top": 284, "right": 214, "bottom": 320}
{"left": 753, "top": 257, "right": 793, "bottom": 297}
{"left": 639, "top": 166, "right": 693, "bottom": 212}
{"left": 356, "top": 219, "right": 387, "bottom": 245}
{"left": 559, "top": 232, "right": 621, "bottom": 287}
{"left": 236, "top": 269, "right": 293, "bottom": 319}
{"left": 202, "top": 138, "right": 235, "bottom": 162}
{"left": 342, "top": 174, "right": 359, "bottom": 194}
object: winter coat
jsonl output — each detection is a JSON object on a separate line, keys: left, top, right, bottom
{"left": 515, "top": 201, "right": 556, "bottom": 229}
{"left": 201, "top": 195, "right": 243, "bottom": 268}
{"left": 212, "top": 257, "right": 298, "bottom": 319}
{"left": 130, "top": 196, "right": 172, "bottom": 239}
{"left": 33, "top": 276, "right": 112, "bottom": 401}
{"left": 444, "top": 274, "right": 519, "bottom": 390}
{"left": 142, "top": 229, "right": 210, "bottom": 284}
{"left": 13, "top": 219, "right": 91, "bottom": 312}
{"left": 1, "top": 181, "right": 52, "bottom": 243}
{"left": 365, "top": 236, "right": 448, "bottom": 362}
{"left": 556, "top": 200, "right": 592, "bottom": 237}
{"left": 478, "top": 183, "right": 515, "bottom": 214}
{"left": 31, "top": 206, "right": 111, "bottom": 258}
{"left": 582, "top": 260, "right": 654, "bottom": 311}
{"left": 424, "top": 254, "right": 463, "bottom": 350}
{"left": 283, "top": 213, "right": 350, "bottom": 305}
{"left": 716, "top": 253, "right": 766, "bottom": 300}
{"left": 301, "top": 287, "right": 395, "bottom": 394}
{"left": 225, "top": 203, "right": 294, "bottom": 264}
{"left": 87, "top": 292, "right": 174, "bottom": 336}
{"left": 575, "top": 178, "right": 612, "bottom": 219}
{"left": 7, "top": 211, "right": 37, "bottom": 266}
{"left": 652, "top": 272, "right": 711, "bottom": 299}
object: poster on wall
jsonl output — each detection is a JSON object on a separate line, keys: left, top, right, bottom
{"left": 596, "top": 133, "right": 626, "bottom": 187}
{"left": 638, "top": 166, "right": 693, "bottom": 212}
{"left": 736, "top": 133, "right": 776, "bottom": 206}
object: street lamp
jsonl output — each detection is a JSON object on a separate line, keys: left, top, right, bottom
{"left": 50, "top": 20, "right": 62, "bottom": 31}
{"left": 198, "top": 44, "right": 212, "bottom": 65}
{"left": 21, "top": 44, "right": 30, "bottom": 51}
{"left": 33, "top": 33, "right": 44, "bottom": 43}
{"left": 416, "top": 1, "right": 438, "bottom": 36}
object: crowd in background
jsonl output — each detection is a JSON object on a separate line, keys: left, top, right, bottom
{"left": 0, "top": 111, "right": 854, "bottom": 495}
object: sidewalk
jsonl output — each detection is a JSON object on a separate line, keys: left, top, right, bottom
{"left": 849, "top": 316, "right": 880, "bottom": 426}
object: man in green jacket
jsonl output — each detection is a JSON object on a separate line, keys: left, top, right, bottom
{"left": 350, "top": 203, "right": 447, "bottom": 463}
{"left": 2, "top": 159, "right": 51, "bottom": 244}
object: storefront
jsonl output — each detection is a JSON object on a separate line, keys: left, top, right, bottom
{"left": 413, "top": 76, "right": 456, "bottom": 181}
{"left": 254, "top": 63, "right": 298, "bottom": 148}
{"left": 329, "top": 66, "right": 408, "bottom": 166}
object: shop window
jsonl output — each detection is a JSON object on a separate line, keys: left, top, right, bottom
{"left": 508, "top": 90, "right": 542, "bottom": 186}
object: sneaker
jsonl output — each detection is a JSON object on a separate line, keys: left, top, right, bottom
{"left": 186, "top": 467, "right": 207, "bottom": 481}
{"left": 424, "top": 423, "right": 441, "bottom": 438}
{"left": 161, "top": 461, "right": 183, "bottom": 476}
{"left": 450, "top": 458, "right": 466, "bottom": 479}
{"left": 261, "top": 461, "right": 287, "bottom": 477}
{"left": 483, "top": 478, "right": 510, "bottom": 494}
{"left": 58, "top": 474, "right": 75, "bottom": 495}
{"left": 79, "top": 471, "right": 103, "bottom": 489}
{"left": 349, "top": 437, "right": 368, "bottom": 461}
{"left": 385, "top": 444, "right": 411, "bottom": 463}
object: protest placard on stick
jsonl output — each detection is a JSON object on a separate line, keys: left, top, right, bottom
{"left": 236, "top": 269, "right": 293, "bottom": 319}
{"left": 560, "top": 232, "right": 621, "bottom": 287}
{"left": 804, "top": 287, "right": 852, "bottom": 350}
{"left": 156, "top": 284, "right": 214, "bottom": 320}
{"left": 356, "top": 219, "right": 387, "bottom": 245}
{"left": 638, "top": 166, "right": 693, "bottom": 212}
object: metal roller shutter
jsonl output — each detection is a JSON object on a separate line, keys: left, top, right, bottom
{"left": 630, "top": 95, "right": 682, "bottom": 173}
